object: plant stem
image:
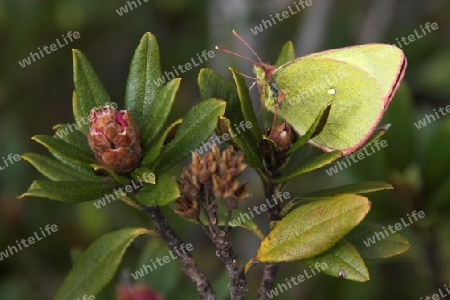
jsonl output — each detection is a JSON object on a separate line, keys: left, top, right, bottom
{"left": 423, "top": 225, "right": 442, "bottom": 290}
{"left": 257, "top": 181, "right": 281, "bottom": 299}
{"left": 142, "top": 206, "right": 216, "bottom": 299}
{"left": 200, "top": 201, "right": 247, "bottom": 299}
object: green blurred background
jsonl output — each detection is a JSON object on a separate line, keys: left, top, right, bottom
{"left": 1, "top": 0, "right": 450, "bottom": 299}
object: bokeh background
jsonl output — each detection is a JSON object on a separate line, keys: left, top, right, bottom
{"left": 1, "top": 0, "right": 450, "bottom": 299}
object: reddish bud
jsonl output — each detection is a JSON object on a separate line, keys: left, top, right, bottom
{"left": 88, "top": 106, "right": 141, "bottom": 174}
{"left": 266, "top": 122, "right": 294, "bottom": 151}
{"left": 117, "top": 283, "right": 162, "bottom": 300}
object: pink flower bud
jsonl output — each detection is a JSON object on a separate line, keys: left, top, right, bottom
{"left": 266, "top": 122, "right": 294, "bottom": 151}
{"left": 117, "top": 283, "right": 162, "bottom": 300}
{"left": 88, "top": 106, "right": 141, "bottom": 174}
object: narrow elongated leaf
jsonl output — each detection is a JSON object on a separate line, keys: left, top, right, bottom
{"left": 198, "top": 69, "right": 263, "bottom": 169}
{"left": 227, "top": 208, "right": 264, "bottom": 240}
{"left": 135, "top": 173, "right": 179, "bottom": 206}
{"left": 305, "top": 239, "right": 370, "bottom": 282}
{"left": 32, "top": 135, "right": 99, "bottom": 179}
{"left": 125, "top": 32, "right": 163, "bottom": 127}
{"left": 72, "top": 91, "right": 88, "bottom": 134}
{"left": 275, "top": 150, "right": 342, "bottom": 183}
{"left": 347, "top": 222, "right": 410, "bottom": 260}
{"left": 287, "top": 101, "right": 333, "bottom": 155}
{"left": 32, "top": 135, "right": 95, "bottom": 166}
{"left": 300, "top": 181, "right": 393, "bottom": 199}
{"left": 55, "top": 228, "right": 150, "bottom": 300}
{"left": 22, "top": 153, "right": 101, "bottom": 181}
{"left": 275, "top": 41, "right": 295, "bottom": 67}
{"left": 219, "top": 116, "right": 263, "bottom": 169}
{"left": 231, "top": 69, "right": 261, "bottom": 142}
{"left": 130, "top": 167, "right": 156, "bottom": 184}
{"left": 281, "top": 181, "right": 393, "bottom": 217}
{"left": 198, "top": 68, "right": 238, "bottom": 102}
{"left": 18, "top": 180, "right": 118, "bottom": 203}
{"left": 154, "top": 99, "right": 226, "bottom": 173}
{"left": 256, "top": 194, "right": 370, "bottom": 262}
{"left": 53, "top": 124, "right": 92, "bottom": 154}
{"left": 137, "top": 239, "right": 183, "bottom": 296}
{"left": 72, "top": 50, "right": 111, "bottom": 119}
{"left": 90, "top": 164, "right": 130, "bottom": 185}
{"left": 142, "top": 78, "right": 181, "bottom": 147}
{"left": 142, "top": 119, "right": 183, "bottom": 167}
{"left": 364, "top": 124, "right": 390, "bottom": 147}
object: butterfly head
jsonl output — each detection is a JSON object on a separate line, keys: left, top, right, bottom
{"left": 254, "top": 63, "right": 276, "bottom": 83}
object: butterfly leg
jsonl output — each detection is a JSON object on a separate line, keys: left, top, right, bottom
{"left": 270, "top": 91, "right": 286, "bottom": 135}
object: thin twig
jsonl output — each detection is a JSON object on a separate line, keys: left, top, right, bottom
{"left": 142, "top": 206, "right": 216, "bottom": 300}
{"left": 200, "top": 192, "right": 247, "bottom": 299}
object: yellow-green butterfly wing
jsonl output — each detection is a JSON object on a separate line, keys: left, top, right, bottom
{"left": 263, "top": 44, "right": 406, "bottom": 155}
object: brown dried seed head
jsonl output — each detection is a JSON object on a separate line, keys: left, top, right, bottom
{"left": 178, "top": 144, "right": 248, "bottom": 206}
{"left": 174, "top": 197, "right": 200, "bottom": 220}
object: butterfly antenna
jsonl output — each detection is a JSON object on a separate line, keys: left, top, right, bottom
{"left": 232, "top": 30, "right": 263, "bottom": 63}
{"left": 215, "top": 46, "right": 259, "bottom": 65}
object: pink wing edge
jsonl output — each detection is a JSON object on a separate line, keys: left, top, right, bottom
{"left": 309, "top": 49, "right": 408, "bottom": 156}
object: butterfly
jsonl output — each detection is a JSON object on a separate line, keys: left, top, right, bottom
{"left": 217, "top": 31, "right": 407, "bottom": 155}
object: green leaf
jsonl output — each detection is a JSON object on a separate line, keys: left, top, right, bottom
{"left": 219, "top": 116, "right": 263, "bottom": 170}
{"left": 227, "top": 208, "right": 264, "bottom": 240}
{"left": 198, "top": 69, "right": 263, "bottom": 169}
{"left": 31, "top": 135, "right": 100, "bottom": 179}
{"left": 275, "top": 150, "right": 343, "bottom": 183}
{"left": 142, "top": 119, "right": 183, "bottom": 167}
{"left": 55, "top": 228, "right": 150, "bottom": 300}
{"left": 305, "top": 239, "right": 370, "bottom": 282}
{"left": 256, "top": 194, "right": 370, "bottom": 262}
{"left": 213, "top": 271, "right": 232, "bottom": 300}
{"left": 300, "top": 181, "right": 393, "bottom": 199}
{"left": 72, "top": 91, "right": 88, "bottom": 134}
{"left": 90, "top": 164, "right": 130, "bottom": 185}
{"left": 22, "top": 153, "right": 101, "bottom": 182}
{"left": 275, "top": 41, "right": 295, "bottom": 67}
{"left": 154, "top": 99, "right": 226, "bottom": 173}
{"left": 72, "top": 49, "right": 111, "bottom": 120}
{"left": 280, "top": 181, "right": 392, "bottom": 217}
{"left": 364, "top": 124, "right": 390, "bottom": 147}
{"left": 18, "top": 180, "right": 118, "bottom": 203}
{"left": 32, "top": 135, "right": 95, "bottom": 166}
{"left": 53, "top": 124, "right": 91, "bottom": 154}
{"left": 130, "top": 167, "right": 156, "bottom": 184}
{"left": 135, "top": 173, "right": 180, "bottom": 206}
{"left": 142, "top": 78, "right": 181, "bottom": 148}
{"left": 428, "top": 180, "right": 450, "bottom": 210}
{"left": 137, "top": 239, "right": 183, "bottom": 296}
{"left": 230, "top": 69, "right": 261, "bottom": 142}
{"left": 423, "top": 118, "right": 450, "bottom": 191}
{"left": 198, "top": 68, "right": 238, "bottom": 103}
{"left": 287, "top": 100, "right": 333, "bottom": 155}
{"left": 125, "top": 32, "right": 163, "bottom": 127}
{"left": 347, "top": 222, "right": 410, "bottom": 260}
{"left": 382, "top": 83, "right": 415, "bottom": 172}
